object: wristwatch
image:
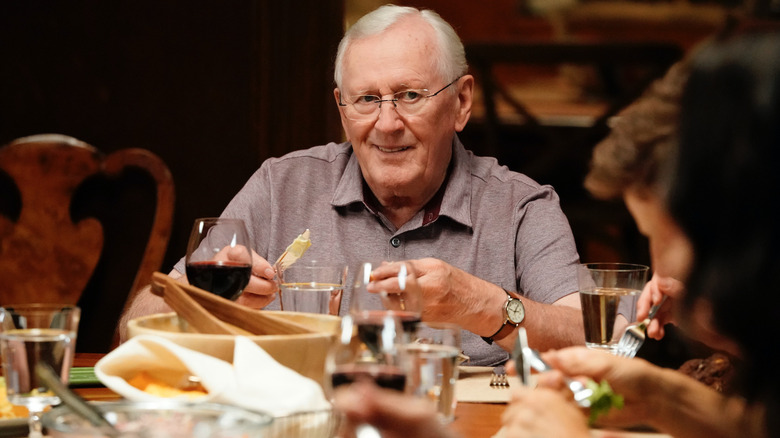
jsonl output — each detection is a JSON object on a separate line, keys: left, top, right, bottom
{"left": 482, "top": 289, "right": 525, "bottom": 344}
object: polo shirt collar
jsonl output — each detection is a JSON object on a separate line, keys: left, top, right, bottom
{"left": 331, "top": 136, "right": 473, "bottom": 229}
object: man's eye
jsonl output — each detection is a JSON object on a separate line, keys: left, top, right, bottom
{"left": 397, "top": 90, "right": 422, "bottom": 102}
{"left": 355, "top": 95, "right": 380, "bottom": 104}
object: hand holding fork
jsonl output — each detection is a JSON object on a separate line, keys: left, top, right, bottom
{"left": 615, "top": 295, "right": 668, "bottom": 358}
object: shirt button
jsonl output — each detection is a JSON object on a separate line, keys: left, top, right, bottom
{"left": 390, "top": 237, "right": 401, "bottom": 247}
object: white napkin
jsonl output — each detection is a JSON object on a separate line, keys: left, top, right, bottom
{"left": 95, "top": 335, "right": 330, "bottom": 416}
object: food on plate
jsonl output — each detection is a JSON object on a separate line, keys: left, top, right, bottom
{"left": 586, "top": 378, "right": 624, "bottom": 425}
{"left": 127, "top": 372, "right": 208, "bottom": 399}
{"left": 678, "top": 352, "right": 734, "bottom": 392}
{"left": 0, "top": 377, "right": 28, "bottom": 419}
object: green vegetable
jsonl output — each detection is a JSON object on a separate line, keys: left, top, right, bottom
{"left": 586, "top": 379, "right": 624, "bottom": 425}
{"left": 68, "top": 367, "right": 100, "bottom": 386}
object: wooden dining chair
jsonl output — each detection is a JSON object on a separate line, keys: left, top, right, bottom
{"left": 0, "top": 134, "right": 175, "bottom": 352}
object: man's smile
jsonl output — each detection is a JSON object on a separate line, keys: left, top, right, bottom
{"left": 375, "top": 145, "right": 410, "bottom": 153}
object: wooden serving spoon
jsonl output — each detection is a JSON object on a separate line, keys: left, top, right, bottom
{"left": 151, "top": 272, "right": 315, "bottom": 335}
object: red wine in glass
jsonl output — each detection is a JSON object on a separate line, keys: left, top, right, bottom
{"left": 185, "top": 217, "right": 252, "bottom": 300}
{"left": 331, "top": 363, "right": 407, "bottom": 392}
{"left": 185, "top": 260, "right": 251, "bottom": 301}
{"left": 356, "top": 310, "right": 421, "bottom": 350}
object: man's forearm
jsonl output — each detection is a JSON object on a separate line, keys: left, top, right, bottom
{"left": 118, "top": 284, "right": 171, "bottom": 342}
{"left": 494, "top": 299, "right": 584, "bottom": 353}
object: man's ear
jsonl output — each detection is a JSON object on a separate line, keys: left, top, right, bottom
{"left": 334, "top": 88, "right": 351, "bottom": 141}
{"left": 454, "top": 75, "right": 474, "bottom": 132}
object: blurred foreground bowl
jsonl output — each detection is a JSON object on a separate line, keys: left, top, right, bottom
{"left": 126, "top": 311, "right": 340, "bottom": 386}
{"left": 266, "top": 408, "right": 341, "bottom": 438}
{"left": 41, "top": 400, "right": 273, "bottom": 437}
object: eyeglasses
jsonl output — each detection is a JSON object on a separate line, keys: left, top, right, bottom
{"left": 338, "top": 77, "right": 460, "bottom": 120}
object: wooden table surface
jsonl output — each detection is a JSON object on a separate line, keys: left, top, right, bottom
{"left": 72, "top": 353, "right": 505, "bottom": 438}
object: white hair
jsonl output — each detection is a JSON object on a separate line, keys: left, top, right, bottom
{"left": 333, "top": 5, "right": 467, "bottom": 89}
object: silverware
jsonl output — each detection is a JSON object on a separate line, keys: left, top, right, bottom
{"left": 615, "top": 295, "right": 668, "bottom": 358}
{"left": 489, "top": 366, "right": 509, "bottom": 388}
{"left": 514, "top": 328, "right": 593, "bottom": 407}
{"left": 35, "top": 363, "right": 120, "bottom": 436}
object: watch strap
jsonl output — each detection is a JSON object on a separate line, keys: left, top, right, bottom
{"left": 482, "top": 289, "right": 523, "bottom": 345}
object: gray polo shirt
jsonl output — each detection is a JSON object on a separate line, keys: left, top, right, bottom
{"left": 175, "top": 136, "right": 580, "bottom": 365}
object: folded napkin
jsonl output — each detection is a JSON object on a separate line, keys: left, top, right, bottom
{"left": 456, "top": 366, "right": 522, "bottom": 404}
{"left": 95, "top": 335, "right": 330, "bottom": 416}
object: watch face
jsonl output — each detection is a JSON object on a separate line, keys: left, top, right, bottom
{"left": 507, "top": 298, "right": 525, "bottom": 324}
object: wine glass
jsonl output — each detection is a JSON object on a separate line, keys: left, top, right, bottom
{"left": 325, "top": 312, "right": 411, "bottom": 437}
{"left": 0, "top": 304, "right": 80, "bottom": 438}
{"left": 349, "top": 260, "right": 424, "bottom": 336}
{"left": 185, "top": 217, "right": 253, "bottom": 300}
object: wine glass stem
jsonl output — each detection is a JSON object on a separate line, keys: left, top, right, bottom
{"left": 28, "top": 409, "right": 44, "bottom": 438}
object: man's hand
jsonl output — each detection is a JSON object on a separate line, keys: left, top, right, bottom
{"left": 372, "top": 257, "right": 583, "bottom": 352}
{"left": 234, "top": 249, "right": 279, "bottom": 309}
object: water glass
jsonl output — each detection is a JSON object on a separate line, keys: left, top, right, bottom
{"left": 0, "top": 304, "right": 80, "bottom": 438}
{"left": 407, "top": 322, "right": 462, "bottom": 423}
{"left": 278, "top": 261, "right": 348, "bottom": 315}
{"left": 577, "top": 263, "right": 649, "bottom": 353}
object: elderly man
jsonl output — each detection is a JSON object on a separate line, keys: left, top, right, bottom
{"left": 120, "top": 4, "right": 583, "bottom": 365}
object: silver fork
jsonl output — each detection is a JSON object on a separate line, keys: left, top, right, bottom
{"left": 615, "top": 296, "right": 668, "bottom": 358}
{"left": 489, "top": 366, "right": 509, "bottom": 388}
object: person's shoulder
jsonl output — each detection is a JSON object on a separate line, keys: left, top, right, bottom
{"left": 465, "top": 150, "right": 546, "bottom": 190}
{"left": 270, "top": 142, "right": 351, "bottom": 164}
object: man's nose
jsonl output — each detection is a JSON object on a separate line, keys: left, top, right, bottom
{"left": 374, "top": 100, "right": 403, "bottom": 131}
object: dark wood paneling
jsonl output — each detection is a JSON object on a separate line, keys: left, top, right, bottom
{"left": 0, "top": 0, "right": 344, "bottom": 272}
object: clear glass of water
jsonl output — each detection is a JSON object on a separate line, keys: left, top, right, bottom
{"left": 278, "top": 260, "right": 348, "bottom": 315}
{"left": 0, "top": 304, "right": 80, "bottom": 438}
{"left": 577, "top": 263, "right": 649, "bottom": 354}
{"left": 407, "top": 322, "right": 462, "bottom": 423}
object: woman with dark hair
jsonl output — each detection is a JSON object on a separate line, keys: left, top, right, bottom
{"left": 499, "top": 32, "right": 780, "bottom": 438}
{"left": 667, "top": 31, "right": 780, "bottom": 437}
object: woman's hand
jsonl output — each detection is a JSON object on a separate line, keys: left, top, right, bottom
{"left": 332, "top": 381, "right": 457, "bottom": 438}
{"left": 636, "top": 274, "right": 684, "bottom": 339}
{"left": 501, "top": 385, "right": 590, "bottom": 438}
{"left": 535, "top": 347, "right": 660, "bottom": 428}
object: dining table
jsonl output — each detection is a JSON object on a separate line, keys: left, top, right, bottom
{"left": 67, "top": 353, "right": 669, "bottom": 438}
{"left": 70, "top": 353, "right": 505, "bottom": 437}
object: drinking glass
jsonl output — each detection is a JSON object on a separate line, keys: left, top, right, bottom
{"left": 278, "top": 261, "right": 348, "bottom": 315}
{"left": 577, "top": 263, "right": 649, "bottom": 353}
{"left": 349, "top": 260, "right": 423, "bottom": 336}
{"left": 0, "top": 304, "right": 80, "bottom": 438}
{"left": 407, "top": 322, "right": 462, "bottom": 423}
{"left": 325, "top": 312, "right": 410, "bottom": 437}
{"left": 185, "top": 217, "right": 253, "bottom": 300}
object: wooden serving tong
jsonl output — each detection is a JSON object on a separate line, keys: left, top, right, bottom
{"left": 150, "top": 272, "right": 314, "bottom": 336}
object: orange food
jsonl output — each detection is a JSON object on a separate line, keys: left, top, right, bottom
{"left": 127, "top": 372, "right": 207, "bottom": 399}
{"left": 0, "top": 377, "right": 28, "bottom": 419}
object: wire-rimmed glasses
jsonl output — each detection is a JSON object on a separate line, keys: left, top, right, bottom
{"left": 338, "top": 77, "right": 461, "bottom": 121}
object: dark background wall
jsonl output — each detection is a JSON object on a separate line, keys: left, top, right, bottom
{"left": 0, "top": 0, "right": 344, "bottom": 272}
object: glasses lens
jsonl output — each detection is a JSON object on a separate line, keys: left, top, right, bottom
{"left": 341, "top": 84, "right": 447, "bottom": 120}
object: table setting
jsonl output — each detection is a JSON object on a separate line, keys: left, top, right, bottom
{"left": 0, "top": 235, "right": 678, "bottom": 438}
